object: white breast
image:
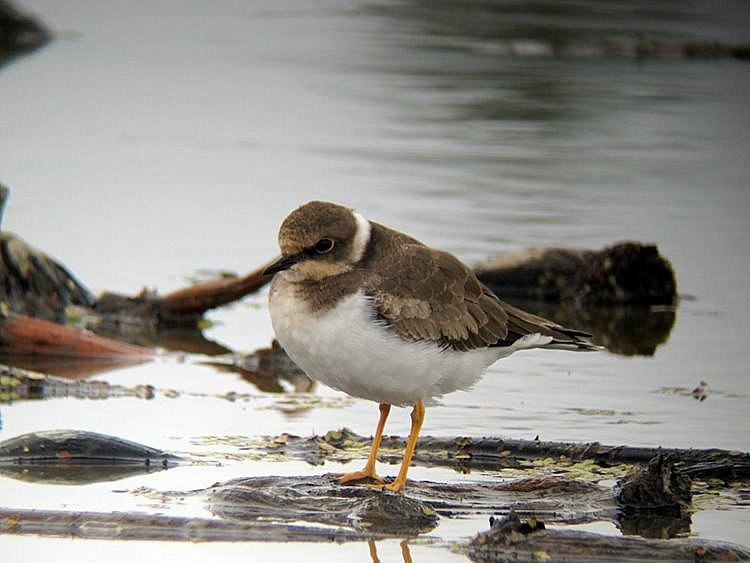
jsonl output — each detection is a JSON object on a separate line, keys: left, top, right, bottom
{"left": 268, "top": 281, "right": 512, "bottom": 407}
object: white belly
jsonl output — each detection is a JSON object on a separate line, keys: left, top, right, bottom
{"left": 268, "top": 283, "right": 506, "bottom": 407}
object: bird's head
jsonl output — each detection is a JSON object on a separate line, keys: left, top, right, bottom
{"left": 264, "top": 201, "right": 371, "bottom": 282}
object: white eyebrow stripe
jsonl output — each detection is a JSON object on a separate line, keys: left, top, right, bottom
{"left": 350, "top": 210, "right": 371, "bottom": 263}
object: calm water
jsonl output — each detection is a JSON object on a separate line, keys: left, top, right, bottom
{"left": 2, "top": 1, "right": 749, "bottom": 559}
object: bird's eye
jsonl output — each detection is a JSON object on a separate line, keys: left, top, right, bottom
{"left": 314, "top": 238, "right": 334, "bottom": 254}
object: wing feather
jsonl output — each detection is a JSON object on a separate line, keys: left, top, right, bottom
{"left": 361, "top": 222, "right": 594, "bottom": 351}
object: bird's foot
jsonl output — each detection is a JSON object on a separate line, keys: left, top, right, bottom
{"left": 367, "top": 478, "right": 405, "bottom": 493}
{"left": 333, "top": 468, "right": 385, "bottom": 485}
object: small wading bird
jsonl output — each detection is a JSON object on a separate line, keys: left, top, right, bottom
{"left": 264, "top": 201, "right": 597, "bottom": 492}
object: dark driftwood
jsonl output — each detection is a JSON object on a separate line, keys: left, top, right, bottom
{"left": 90, "top": 261, "right": 274, "bottom": 329}
{"left": 475, "top": 242, "right": 677, "bottom": 305}
{"left": 0, "top": 429, "right": 181, "bottom": 466}
{"left": 0, "top": 429, "right": 180, "bottom": 484}
{"left": 160, "top": 259, "right": 275, "bottom": 315}
{"left": 469, "top": 512, "right": 750, "bottom": 562}
{"left": 0, "top": 187, "right": 94, "bottom": 322}
{"left": 0, "top": 1, "right": 50, "bottom": 68}
{"left": 0, "top": 507, "right": 366, "bottom": 543}
{"left": 299, "top": 430, "right": 750, "bottom": 482}
{"left": 0, "top": 429, "right": 747, "bottom": 556}
{"left": 0, "top": 234, "right": 95, "bottom": 324}
{"left": 0, "top": 313, "right": 154, "bottom": 359}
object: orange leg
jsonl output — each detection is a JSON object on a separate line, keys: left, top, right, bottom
{"left": 380, "top": 399, "right": 425, "bottom": 493}
{"left": 400, "top": 539, "right": 413, "bottom": 563}
{"left": 338, "top": 403, "right": 391, "bottom": 484}
{"left": 367, "top": 539, "right": 380, "bottom": 563}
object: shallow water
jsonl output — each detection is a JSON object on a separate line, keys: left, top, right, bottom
{"left": 2, "top": 0, "right": 750, "bottom": 559}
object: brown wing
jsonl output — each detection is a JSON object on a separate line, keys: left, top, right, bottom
{"left": 362, "top": 230, "right": 509, "bottom": 351}
{"left": 362, "top": 223, "right": 594, "bottom": 352}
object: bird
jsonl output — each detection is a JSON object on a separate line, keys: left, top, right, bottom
{"left": 264, "top": 201, "right": 597, "bottom": 492}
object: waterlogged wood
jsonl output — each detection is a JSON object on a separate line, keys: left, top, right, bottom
{"left": 160, "top": 259, "right": 276, "bottom": 315}
{"left": 209, "top": 475, "right": 440, "bottom": 536}
{"left": 0, "top": 233, "right": 95, "bottom": 323}
{"left": 0, "top": 429, "right": 181, "bottom": 466}
{"left": 475, "top": 242, "right": 677, "bottom": 305}
{"left": 469, "top": 512, "right": 750, "bottom": 562}
{"left": 0, "top": 429, "right": 746, "bottom": 555}
{"left": 271, "top": 429, "right": 750, "bottom": 481}
{"left": 0, "top": 507, "right": 366, "bottom": 543}
{"left": 0, "top": 313, "right": 154, "bottom": 359}
{"left": 0, "top": 1, "right": 50, "bottom": 68}
{"left": 0, "top": 363, "right": 157, "bottom": 400}
{"left": 90, "top": 261, "right": 275, "bottom": 328}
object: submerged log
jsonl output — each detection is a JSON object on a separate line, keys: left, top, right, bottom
{"left": 0, "top": 429, "right": 181, "bottom": 465}
{"left": 468, "top": 512, "right": 750, "bottom": 562}
{"left": 474, "top": 242, "right": 677, "bottom": 305}
{"left": 0, "top": 0, "right": 50, "bottom": 68}
{"left": 0, "top": 234, "right": 95, "bottom": 325}
{"left": 209, "top": 475, "right": 440, "bottom": 536}
{"left": 0, "top": 428, "right": 747, "bottom": 554}
{"left": 0, "top": 313, "right": 154, "bottom": 359}
{"left": 90, "top": 260, "right": 273, "bottom": 329}
{"left": 0, "top": 363, "right": 157, "bottom": 400}
{"left": 160, "top": 258, "right": 275, "bottom": 316}
{"left": 0, "top": 429, "right": 181, "bottom": 484}
{"left": 0, "top": 186, "right": 94, "bottom": 322}
{"left": 253, "top": 429, "right": 750, "bottom": 482}
{"left": 615, "top": 454, "right": 693, "bottom": 539}
{"left": 0, "top": 507, "right": 366, "bottom": 543}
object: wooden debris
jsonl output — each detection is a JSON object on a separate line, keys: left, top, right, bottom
{"left": 159, "top": 259, "right": 275, "bottom": 316}
{"left": 0, "top": 233, "right": 95, "bottom": 323}
{"left": 0, "top": 364, "right": 156, "bottom": 401}
{"left": 0, "top": 506, "right": 366, "bottom": 543}
{"left": 0, "top": 428, "right": 747, "bottom": 553}
{"left": 0, "top": 1, "right": 50, "bottom": 68}
{"left": 0, "top": 313, "right": 154, "bottom": 359}
{"left": 257, "top": 429, "right": 750, "bottom": 482}
{"left": 469, "top": 511, "right": 750, "bottom": 562}
{"left": 0, "top": 428, "right": 181, "bottom": 465}
{"left": 474, "top": 242, "right": 677, "bottom": 305}
{"left": 209, "top": 475, "right": 439, "bottom": 536}
{"left": 0, "top": 429, "right": 182, "bottom": 485}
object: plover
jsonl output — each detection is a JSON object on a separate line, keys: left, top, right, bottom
{"left": 264, "top": 201, "right": 596, "bottom": 492}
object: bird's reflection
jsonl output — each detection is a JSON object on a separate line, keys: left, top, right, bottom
{"left": 368, "top": 539, "right": 413, "bottom": 563}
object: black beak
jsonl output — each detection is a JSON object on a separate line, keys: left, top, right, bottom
{"left": 263, "top": 254, "right": 300, "bottom": 276}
